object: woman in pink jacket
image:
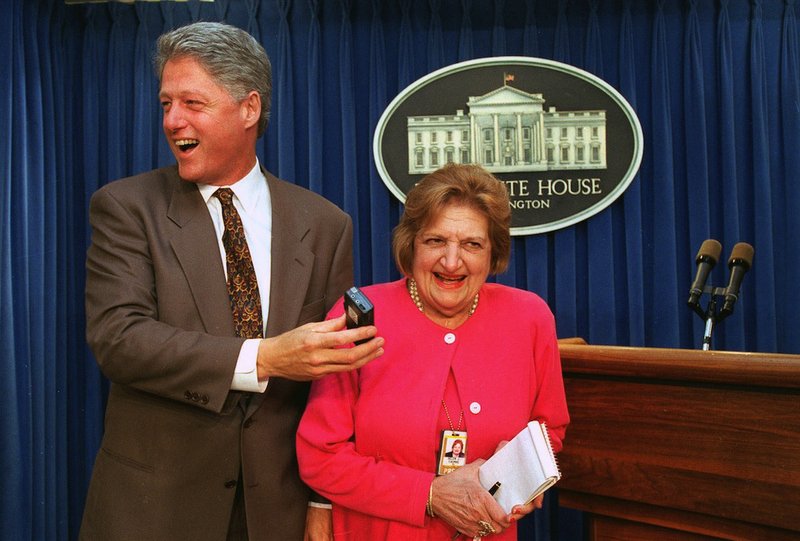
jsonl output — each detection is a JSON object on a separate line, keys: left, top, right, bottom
{"left": 297, "top": 163, "right": 570, "bottom": 540}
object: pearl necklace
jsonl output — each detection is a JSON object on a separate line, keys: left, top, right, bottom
{"left": 407, "top": 278, "right": 479, "bottom": 319}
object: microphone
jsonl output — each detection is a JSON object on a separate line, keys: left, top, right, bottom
{"left": 719, "top": 242, "right": 754, "bottom": 318}
{"left": 687, "top": 239, "right": 723, "bottom": 308}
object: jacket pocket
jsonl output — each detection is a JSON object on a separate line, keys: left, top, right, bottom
{"left": 297, "top": 297, "right": 326, "bottom": 325}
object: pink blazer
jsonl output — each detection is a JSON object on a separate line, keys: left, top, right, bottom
{"left": 297, "top": 279, "right": 570, "bottom": 540}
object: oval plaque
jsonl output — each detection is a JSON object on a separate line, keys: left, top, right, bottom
{"left": 373, "top": 56, "right": 643, "bottom": 235}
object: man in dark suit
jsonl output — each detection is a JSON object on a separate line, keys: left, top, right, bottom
{"left": 80, "top": 22, "right": 383, "bottom": 541}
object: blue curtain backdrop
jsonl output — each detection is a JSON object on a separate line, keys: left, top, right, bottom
{"left": 2, "top": 0, "right": 798, "bottom": 538}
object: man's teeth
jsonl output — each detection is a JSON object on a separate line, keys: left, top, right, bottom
{"left": 176, "top": 139, "right": 199, "bottom": 150}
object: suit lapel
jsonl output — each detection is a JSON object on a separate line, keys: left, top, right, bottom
{"left": 166, "top": 177, "right": 236, "bottom": 337}
{"left": 164, "top": 169, "right": 315, "bottom": 340}
{"left": 263, "top": 170, "right": 314, "bottom": 338}
{"left": 246, "top": 171, "right": 315, "bottom": 417}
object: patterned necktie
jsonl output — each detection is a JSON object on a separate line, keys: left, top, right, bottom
{"left": 214, "top": 188, "right": 263, "bottom": 339}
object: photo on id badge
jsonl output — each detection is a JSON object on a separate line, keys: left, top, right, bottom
{"left": 437, "top": 431, "right": 467, "bottom": 475}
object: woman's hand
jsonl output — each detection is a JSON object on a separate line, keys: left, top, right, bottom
{"left": 429, "top": 461, "right": 511, "bottom": 538}
{"left": 509, "top": 494, "right": 543, "bottom": 521}
{"left": 490, "top": 439, "right": 544, "bottom": 522}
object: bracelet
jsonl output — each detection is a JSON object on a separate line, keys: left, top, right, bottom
{"left": 426, "top": 481, "right": 436, "bottom": 518}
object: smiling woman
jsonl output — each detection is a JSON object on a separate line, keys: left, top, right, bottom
{"left": 296, "top": 162, "right": 570, "bottom": 540}
{"left": 409, "top": 203, "right": 490, "bottom": 328}
{"left": 394, "top": 164, "right": 512, "bottom": 329}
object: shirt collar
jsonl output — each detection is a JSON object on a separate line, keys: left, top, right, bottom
{"left": 197, "top": 159, "right": 267, "bottom": 214}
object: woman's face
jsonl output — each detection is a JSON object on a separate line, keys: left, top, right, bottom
{"left": 452, "top": 442, "right": 463, "bottom": 456}
{"left": 411, "top": 202, "right": 492, "bottom": 324}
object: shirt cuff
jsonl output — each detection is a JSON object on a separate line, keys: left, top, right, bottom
{"left": 231, "top": 339, "right": 268, "bottom": 393}
{"left": 308, "top": 502, "right": 332, "bottom": 509}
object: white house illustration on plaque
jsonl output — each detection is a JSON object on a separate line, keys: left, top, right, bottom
{"left": 406, "top": 77, "right": 607, "bottom": 175}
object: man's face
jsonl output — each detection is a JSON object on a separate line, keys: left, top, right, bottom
{"left": 159, "top": 56, "right": 259, "bottom": 186}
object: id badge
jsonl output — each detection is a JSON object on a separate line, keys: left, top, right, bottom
{"left": 437, "top": 430, "right": 468, "bottom": 475}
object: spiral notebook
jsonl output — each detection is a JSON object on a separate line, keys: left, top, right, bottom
{"left": 478, "top": 420, "right": 561, "bottom": 513}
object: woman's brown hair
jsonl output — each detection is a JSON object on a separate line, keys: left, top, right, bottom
{"left": 392, "top": 163, "right": 511, "bottom": 276}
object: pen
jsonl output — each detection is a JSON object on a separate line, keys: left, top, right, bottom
{"left": 451, "top": 482, "right": 502, "bottom": 540}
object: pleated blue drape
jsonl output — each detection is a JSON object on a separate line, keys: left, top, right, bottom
{"left": 4, "top": 3, "right": 24, "bottom": 537}
{"left": 749, "top": 1, "right": 780, "bottom": 351}
{"left": 585, "top": 0, "right": 619, "bottom": 347}
{"left": 307, "top": 0, "right": 324, "bottom": 195}
{"left": 398, "top": 0, "right": 415, "bottom": 87}
{"left": 339, "top": 0, "right": 363, "bottom": 276}
{"left": 492, "top": 0, "right": 507, "bottom": 55}
{"left": 649, "top": 1, "right": 681, "bottom": 348}
{"left": 427, "top": 0, "right": 445, "bottom": 70}
{"left": 458, "top": 0, "right": 473, "bottom": 60}
{"left": 3, "top": 0, "right": 799, "bottom": 538}
{"left": 1, "top": 0, "right": 17, "bottom": 530}
{"left": 619, "top": 0, "right": 645, "bottom": 346}
{"left": 367, "top": 0, "right": 396, "bottom": 284}
{"left": 274, "top": 0, "right": 296, "bottom": 182}
{"left": 717, "top": 0, "right": 746, "bottom": 349}
{"left": 684, "top": 0, "right": 712, "bottom": 347}
{"left": 779, "top": 0, "right": 800, "bottom": 349}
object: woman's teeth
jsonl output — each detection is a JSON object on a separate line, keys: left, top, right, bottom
{"left": 434, "top": 273, "right": 464, "bottom": 283}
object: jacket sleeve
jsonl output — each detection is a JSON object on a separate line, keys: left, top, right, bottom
{"left": 304, "top": 208, "right": 354, "bottom": 507}
{"left": 296, "top": 302, "right": 433, "bottom": 527}
{"left": 529, "top": 308, "right": 570, "bottom": 453}
{"left": 85, "top": 185, "right": 244, "bottom": 413}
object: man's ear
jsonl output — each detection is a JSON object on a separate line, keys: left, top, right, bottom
{"left": 241, "top": 91, "right": 261, "bottom": 130}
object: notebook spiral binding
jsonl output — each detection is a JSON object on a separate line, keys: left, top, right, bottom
{"left": 541, "top": 422, "right": 561, "bottom": 478}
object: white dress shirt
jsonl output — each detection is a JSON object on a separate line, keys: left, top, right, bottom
{"left": 198, "top": 159, "right": 271, "bottom": 393}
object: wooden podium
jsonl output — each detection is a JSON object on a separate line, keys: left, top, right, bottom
{"left": 556, "top": 340, "right": 800, "bottom": 540}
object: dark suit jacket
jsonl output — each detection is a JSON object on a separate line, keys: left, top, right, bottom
{"left": 80, "top": 165, "right": 353, "bottom": 541}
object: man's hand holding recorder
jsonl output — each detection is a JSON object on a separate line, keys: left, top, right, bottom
{"left": 256, "top": 286, "right": 381, "bottom": 381}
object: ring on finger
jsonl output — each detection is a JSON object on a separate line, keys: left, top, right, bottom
{"left": 477, "top": 519, "right": 495, "bottom": 536}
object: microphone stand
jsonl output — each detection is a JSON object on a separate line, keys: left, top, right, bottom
{"left": 701, "top": 294, "right": 717, "bottom": 351}
{"left": 691, "top": 286, "right": 729, "bottom": 351}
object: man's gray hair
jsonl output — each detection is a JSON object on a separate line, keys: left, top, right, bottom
{"left": 154, "top": 22, "right": 272, "bottom": 137}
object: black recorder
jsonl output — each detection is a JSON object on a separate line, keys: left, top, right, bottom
{"left": 344, "top": 286, "right": 374, "bottom": 345}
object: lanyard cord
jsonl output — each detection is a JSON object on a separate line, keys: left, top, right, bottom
{"left": 441, "top": 399, "right": 464, "bottom": 431}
